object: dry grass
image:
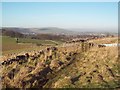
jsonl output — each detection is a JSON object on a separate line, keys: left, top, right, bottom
{"left": 1, "top": 37, "right": 119, "bottom": 88}
{"left": 89, "top": 37, "right": 118, "bottom": 44}
{"left": 45, "top": 46, "right": 119, "bottom": 88}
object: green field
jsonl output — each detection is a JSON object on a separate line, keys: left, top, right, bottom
{"left": 18, "top": 38, "right": 62, "bottom": 45}
{"left": 1, "top": 36, "right": 63, "bottom": 55}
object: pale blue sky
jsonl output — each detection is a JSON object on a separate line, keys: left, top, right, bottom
{"left": 2, "top": 2, "right": 118, "bottom": 32}
{"left": 1, "top": 0, "right": 119, "bottom": 2}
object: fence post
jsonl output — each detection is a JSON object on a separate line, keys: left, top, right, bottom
{"left": 81, "top": 41, "right": 84, "bottom": 52}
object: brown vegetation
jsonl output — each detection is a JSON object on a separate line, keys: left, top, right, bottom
{"left": 1, "top": 37, "right": 119, "bottom": 89}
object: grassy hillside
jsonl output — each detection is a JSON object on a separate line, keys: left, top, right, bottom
{"left": 2, "top": 36, "right": 32, "bottom": 52}
{"left": 44, "top": 46, "right": 119, "bottom": 88}
{"left": 1, "top": 37, "right": 119, "bottom": 89}
{"left": 2, "top": 36, "right": 63, "bottom": 55}
{"left": 45, "top": 37, "right": 119, "bottom": 88}
{"left": 89, "top": 37, "right": 118, "bottom": 44}
{"left": 18, "top": 38, "right": 62, "bottom": 45}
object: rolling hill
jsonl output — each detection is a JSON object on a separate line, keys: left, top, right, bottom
{"left": 2, "top": 27, "right": 80, "bottom": 35}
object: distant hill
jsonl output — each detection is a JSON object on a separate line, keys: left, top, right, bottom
{"left": 31, "top": 27, "right": 79, "bottom": 35}
{"left": 2, "top": 29, "right": 24, "bottom": 38}
{"left": 2, "top": 27, "right": 117, "bottom": 36}
{"left": 2, "top": 27, "right": 80, "bottom": 35}
{"left": 2, "top": 27, "right": 32, "bottom": 34}
{"left": 1, "top": 28, "right": 69, "bottom": 41}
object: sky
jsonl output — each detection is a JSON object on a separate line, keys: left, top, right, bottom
{"left": 1, "top": 0, "right": 119, "bottom": 2}
{"left": 1, "top": 2, "right": 118, "bottom": 32}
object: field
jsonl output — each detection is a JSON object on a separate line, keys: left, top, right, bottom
{"left": 44, "top": 46, "right": 119, "bottom": 88}
{"left": 89, "top": 37, "right": 118, "bottom": 44}
{"left": 18, "top": 38, "right": 62, "bottom": 45}
{"left": 1, "top": 36, "right": 63, "bottom": 55}
{"left": 1, "top": 36, "right": 119, "bottom": 88}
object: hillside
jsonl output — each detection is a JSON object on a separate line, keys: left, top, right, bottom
{"left": 2, "top": 29, "right": 24, "bottom": 38}
{"left": 2, "top": 27, "right": 79, "bottom": 35}
{"left": 32, "top": 27, "right": 80, "bottom": 35}
{"left": 44, "top": 46, "right": 119, "bottom": 88}
{"left": 1, "top": 37, "right": 119, "bottom": 89}
{"left": 2, "top": 36, "right": 63, "bottom": 55}
{"left": 2, "top": 28, "right": 32, "bottom": 34}
{"left": 2, "top": 27, "right": 117, "bottom": 36}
